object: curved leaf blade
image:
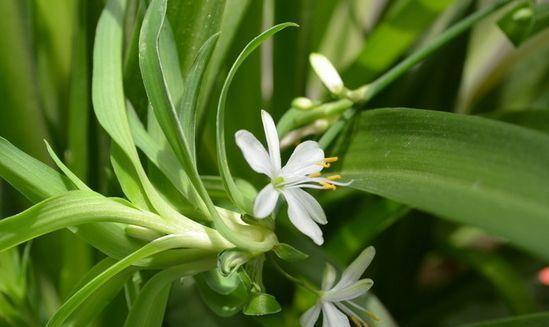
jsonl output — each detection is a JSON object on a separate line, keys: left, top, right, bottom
{"left": 123, "top": 259, "right": 216, "bottom": 327}
{"left": 216, "top": 22, "right": 298, "bottom": 213}
{"left": 341, "top": 108, "right": 549, "bottom": 261}
{"left": 0, "top": 190, "right": 175, "bottom": 252}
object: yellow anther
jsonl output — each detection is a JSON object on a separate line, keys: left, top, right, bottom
{"left": 365, "top": 310, "right": 380, "bottom": 321}
{"left": 327, "top": 175, "right": 341, "bottom": 181}
{"left": 308, "top": 172, "right": 321, "bottom": 178}
{"left": 324, "top": 156, "right": 338, "bottom": 163}
{"left": 320, "top": 182, "right": 336, "bottom": 190}
{"left": 316, "top": 162, "right": 331, "bottom": 168}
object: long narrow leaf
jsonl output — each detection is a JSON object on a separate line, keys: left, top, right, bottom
{"left": 342, "top": 108, "right": 549, "bottom": 260}
{"left": 180, "top": 33, "right": 219, "bottom": 161}
{"left": 93, "top": 0, "right": 192, "bottom": 222}
{"left": 47, "top": 237, "right": 216, "bottom": 327}
{"left": 124, "top": 259, "right": 216, "bottom": 327}
{"left": 0, "top": 191, "right": 178, "bottom": 252}
{"left": 65, "top": 258, "right": 137, "bottom": 325}
{"left": 216, "top": 23, "right": 298, "bottom": 213}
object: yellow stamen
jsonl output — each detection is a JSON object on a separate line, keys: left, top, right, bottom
{"left": 320, "top": 182, "right": 336, "bottom": 190}
{"left": 365, "top": 310, "right": 380, "bottom": 321}
{"left": 324, "top": 156, "right": 338, "bottom": 163}
{"left": 308, "top": 172, "right": 321, "bottom": 178}
{"left": 327, "top": 175, "right": 341, "bottom": 181}
{"left": 316, "top": 162, "right": 331, "bottom": 168}
{"left": 350, "top": 316, "right": 366, "bottom": 327}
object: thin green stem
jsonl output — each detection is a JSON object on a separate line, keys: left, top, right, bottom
{"left": 318, "top": 0, "right": 513, "bottom": 150}
{"left": 318, "top": 108, "right": 356, "bottom": 149}
{"left": 349, "top": 0, "right": 513, "bottom": 103}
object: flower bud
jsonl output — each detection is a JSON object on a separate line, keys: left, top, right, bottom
{"left": 309, "top": 53, "right": 344, "bottom": 95}
{"left": 292, "top": 97, "right": 315, "bottom": 110}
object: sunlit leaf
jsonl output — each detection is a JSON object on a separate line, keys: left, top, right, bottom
{"left": 342, "top": 108, "right": 549, "bottom": 261}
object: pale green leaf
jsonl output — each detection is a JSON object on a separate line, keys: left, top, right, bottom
{"left": 0, "top": 137, "right": 71, "bottom": 203}
{"left": 216, "top": 22, "right": 298, "bottom": 213}
{"left": 0, "top": 190, "right": 177, "bottom": 253}
{"left": 179, "top": 33, "right": 219, "bottom": 161}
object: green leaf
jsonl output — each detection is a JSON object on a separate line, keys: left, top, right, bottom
{"left": 0, "top": 136, "right": 144, "bottom": 260}
{"left": 45, "top": 140, "right": 90, "bottom": 191}
{"left": 0, "top": 137, "right": 71, "bottom": 203}
{"left": 200, "top": 175, "right": 257, "bottom": 202}
{"left": 94, "top": 0, "right": 190, "bottom": 222}
{"left": 497, "top": 1, "right": 549, "bottom": 47}
{"left": 216, "top": 22, "right": 298, "bottom": 213}
{"left": 65, "top": 258, "right": 136, "bottom": 326}
{"left": 127, "top": 103, "right": 206, "bottom": 216}
{"left": 200, "top": 269, "right": 241, "bottom": 295}
{"left": 341, "top": 108, "right": 549, "bottom": 261}
{"left": 195, "top": 271, "right": 251, "bottom": 317}
{"left": 461, "top": 312, "right": 549, "bottom": 327}
{"left": 47, "top": 237, "right": 214, "bottom": 327}
{"left": 490, "top": 110, "right": 549, "bottom": 134}
{"left": 0, "top": 0, "right": 49, "bottom": 161}
{"left": 124, "top": 259, "right": 216, "bottom": 327}
{"left": 179, "top": 33, "right": 219, "bottom": 161}
{"left": 66, "top": 0, "right": 93, "bottom": 182}
{"left": 0, "top": 190, "right": 177, "bottom": 253}
{"left": 272, "top": 243, "right": 309, "bottom": 262}
{"left": 197, "top": 0, "right": 252, "bottom": 125}
{"left": 139, "top": 0, "right": 209, "bottom": 216}
{"left": 167, "top": 0, "right": 225, "bottom": 76}
{"left": 140, "top": 0, "right": 276, "bottom": 252}
{"left": 242, "top": 293, "right": 281, "bottom": 316}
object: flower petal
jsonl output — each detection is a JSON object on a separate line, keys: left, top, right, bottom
{"left": 290, "top": 187, "right": 327, "bottom": 224}
{"left": 299, "top": 303, "right": 321, "bottom": 327}
{"left": 323, "top": 279, "right": 373, "bottom": 302}
{"left": 235, "top": 129, "right": 274, "bottom": 177}
{"left": 322, "top": 263, "right": 337, "bottom": 291}
{"left": 282, "top": 140, "right": 324, "bottom": 177}
{"left": 321, "top": 302, "right": 350, "bottom": 327}
{"left": 282, "top": 189, "right": 324, "bottom": 245}
{"left": 334, "top": 302, "right": 367, "bottom": 326}
{"left": 334, "top": 246, "right": 375, "bottom": 290}
{"left": 261, "top": 110, "right": 281, "bottom": 172}
{"left": 253, "top": 184, "right": 279, "bottom": 218}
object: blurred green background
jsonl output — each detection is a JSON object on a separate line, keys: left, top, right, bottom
{"left": 1, "top": 0, "right": 548, "bottom": 326}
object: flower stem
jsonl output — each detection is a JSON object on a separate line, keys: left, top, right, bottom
{"left": 348, "top": 0, "right": 513, "bottom": 103}
{"left": 319, "top": 0, "right": 513, "bottom": 150}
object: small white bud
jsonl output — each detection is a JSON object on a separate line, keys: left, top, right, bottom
{"left": 309, "top": 53, "right": 344, "bottom": 95}
{"left": 292, "top": 97, "right": 315, "bottom": 110}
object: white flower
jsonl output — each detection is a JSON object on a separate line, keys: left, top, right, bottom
{"left": 300, "top": 247, "right": 376, "bottom": 327}
{"left": 309, "top": 53, "right": 344, "bottom": 95}
{"left": 235, "top": 110, "right": 350, "bottom": 245}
